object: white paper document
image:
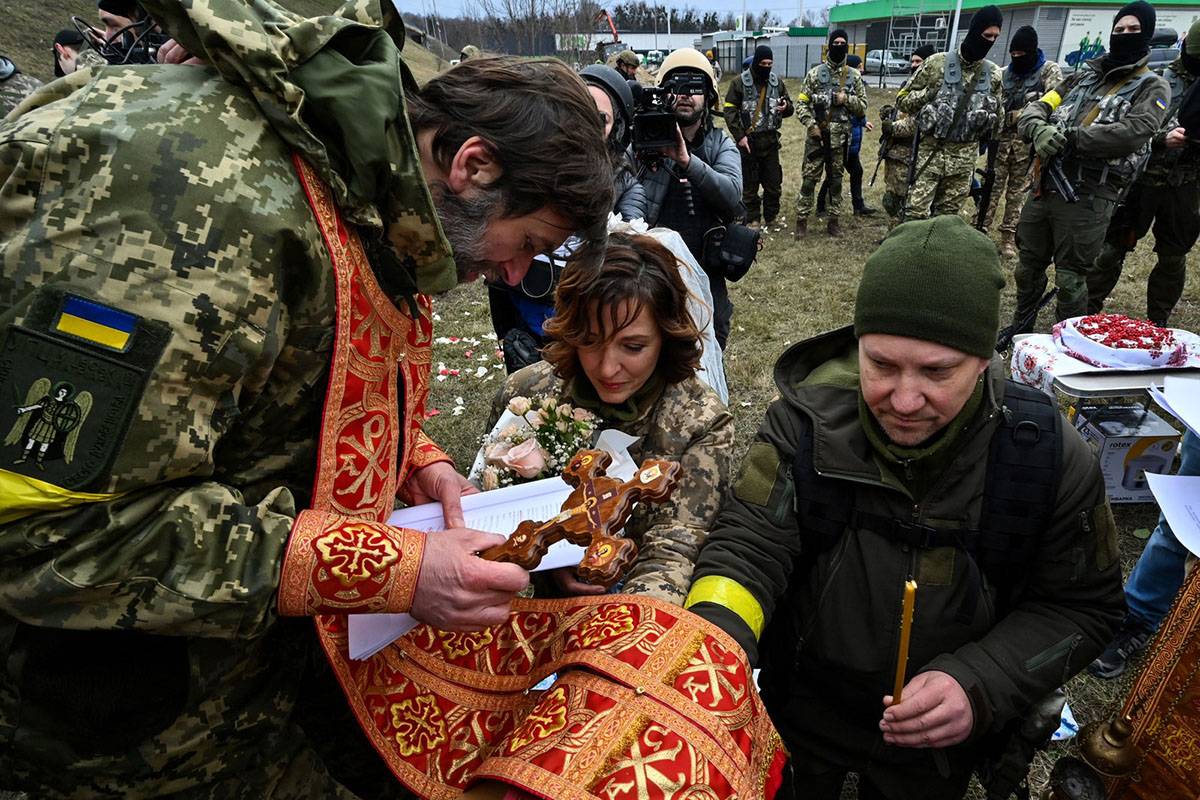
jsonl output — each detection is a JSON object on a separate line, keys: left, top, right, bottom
{"left": 348, "top": 479, "right": 579, "bottom": 661}
{"left": 349, "top": 429, "right": 644, "bottom": 660}
{"left": 1149, "top": 375, "right": 1200, "bottom": 438}
{"left": 1146, "top": 472, "right": 1200, "bottom": 558}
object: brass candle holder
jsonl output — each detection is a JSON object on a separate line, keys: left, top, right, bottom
{"left": 1078, "top": 715, "right": 1141, "bottom": 779}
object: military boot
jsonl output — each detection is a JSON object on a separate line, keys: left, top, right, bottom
{"left": 827, "top": 216, "right": 841, "bottom": 238}
{"left": 999, "top": 232, "right": 1016, "bottom": 260}
{"left": 793, "top": 217, "right": 808, "bottom": 240}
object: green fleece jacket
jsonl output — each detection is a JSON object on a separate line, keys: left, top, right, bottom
{"left": 686, "top": 326, "right": 1124, "bottom": 755}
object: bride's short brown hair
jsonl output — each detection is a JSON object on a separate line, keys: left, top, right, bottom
{"left": 543, "top": 233, "right": 703, "bottom": 385}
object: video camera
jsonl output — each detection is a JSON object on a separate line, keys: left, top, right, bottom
{"left": 629, "top": 72, "right": 709, "bottom": 153}
{"left": 72, "top": 13, "right": 168, "bottom": 66}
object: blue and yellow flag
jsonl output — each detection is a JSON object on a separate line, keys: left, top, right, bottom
{"left": 54, "top": 296, "right": 137, "bottom": 351}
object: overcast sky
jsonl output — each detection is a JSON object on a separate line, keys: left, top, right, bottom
{"left": 415, "top": 0, "right": 835, "bottom": 24}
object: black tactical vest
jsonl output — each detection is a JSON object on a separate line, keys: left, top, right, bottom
{"left": 740, "top": 69, "right": 783, "bottom": 133}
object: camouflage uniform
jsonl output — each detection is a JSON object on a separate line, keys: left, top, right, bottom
{"left": 896, "top": 50, "right": 1003, "bottom": 220}
{"left": 794, "top": 58, "right": 867, "bottom": 221}
{"left": 0, "top": 69, "right": 42, "bottom": 117}
{"left": 1014, "top": 54, "right": 1170, "bottom": 326}
{"left": 0, "top": 1, "right": 459, "bottom": 797}
{"left": 878, "top": 103, "right": 920, "bottom": 224}
{"left": 983, "top": 58, "right": 1064, "bottom": 238}
{"left": 1087, "top": 56, "right": 1200, "bottom": 326}
{"left": 488, "top": 361, "right": 733, "bottom": 604}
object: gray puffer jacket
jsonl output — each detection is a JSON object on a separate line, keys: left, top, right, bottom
{"left": 642, "top": 120, "right": 743, "bottom": 225}
{"left": 614, "top": 160, "right": 648, "bottom": 221}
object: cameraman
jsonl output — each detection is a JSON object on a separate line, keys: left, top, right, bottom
{"left": 642, "top": 48, "right": 743, "bottom": 349}
{"left": 79, "top": 0, "right": 167, "bottom": 65}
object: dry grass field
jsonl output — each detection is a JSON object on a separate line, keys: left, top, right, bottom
{"left": 4, "top": 4, "right": 1197, "bottom": 796}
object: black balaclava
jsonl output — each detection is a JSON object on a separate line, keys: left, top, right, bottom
{"left": 828, "top": 29, "right": 849, "bottom": 64}
{"left": 1009, "top": 25, "right": 1039, "bottom": 73}
{"left": 1107, "top": 1, "right": 1155, "bottom": 68}
{"left": 753, "top": 44, "right": 773, "bottom": 82}
{"left": 961, "top": 5, "right": 1003, "bottom": 63}
{"left": 911, "top": 43, "right": 935, "bottom": 73}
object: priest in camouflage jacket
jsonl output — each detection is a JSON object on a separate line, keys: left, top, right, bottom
{"left": 0, "top": 0, "right": 614, "bottom": 797}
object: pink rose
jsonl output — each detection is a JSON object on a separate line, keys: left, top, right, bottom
{"left": 484, "top": 441, "right": 512, "bottom": 466}
{"left": 507, "top": 396, "right": 532, "bottom": 416}
{"left": 499, "top": 438, "right": 548, "bottom": 479}
{"left": 571, "top": 408, "right": 594, "bottom": 423}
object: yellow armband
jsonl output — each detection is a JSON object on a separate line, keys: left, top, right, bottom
{"left": 685, "top": 576, "right": 766, "bottom": 639}
{"left": 1040, "top": 90, "right": 1063, "bottom": 110}
{"left": 797, "top": 92, "right": 810, "bottom": 102}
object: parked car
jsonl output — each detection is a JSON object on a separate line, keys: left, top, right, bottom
{"left": 1148, "top": 27, "right": 1180, "bottom": 70}
{"left": 864, "top": 49, "right": 909, "bottom": 74}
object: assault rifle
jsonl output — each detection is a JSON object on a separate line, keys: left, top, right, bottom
{"left": 974, "top": 138, "right": 999, "bottom": 230}
{"left": 995, "top": 288, "right": 1058, "bottom": 352}
{"left": 870, "top": 105, "right": 898, "bottom": 187}
{"left": 811, "top": 91, "right": 836, "bottom": 178}
{"left": 1031, "top": 136, "right": 1079, "bottom": 204}
{"left": 1044, "top": 155, "right": 1079, "bottom": 202}
{"left": 905, "top": 126, "right": 922, "bottom": 190}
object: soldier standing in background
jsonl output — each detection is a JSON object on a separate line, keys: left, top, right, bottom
{"left": 1013, "top": 0, "right": 1170, "bottom": 329}
{"left": 724, "top": 44, "right": 794, "bottom": 230}
{"left": 613, "top": 49, "right": 640, "bottom": 81}
{"left": 878, "top": 45, "right": 935, "bottom": 227}
{"left": 0, "top": 57, "right": 42, "bottom": 117}
{"left": 1087, "top": 18, "right": 1200, "bottom": 327}
{"left": 896, "top": 5, "right": 1004, "bottom": 220}
{"left": 793, "top": 29, "right": 867, "bottom": 239}
{"left": 983, "top": 26, "right": 1063, "bottom": 258}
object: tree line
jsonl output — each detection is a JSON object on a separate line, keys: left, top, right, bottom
{"left": 406, "top": 1, "right": 828, "bottom": 59}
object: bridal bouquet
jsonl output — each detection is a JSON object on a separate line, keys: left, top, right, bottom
{"left": 478, "top": 396, "right": 597, "bottom": 489}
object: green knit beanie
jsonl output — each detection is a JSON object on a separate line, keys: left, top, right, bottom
{"left": 1187, "top": 19, "right": 1200, "bottom": 55}
{"left": 854, "top": 216, "right": 1005, "bottom": 358}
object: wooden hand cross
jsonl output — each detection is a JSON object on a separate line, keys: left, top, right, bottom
{"left": 479, "top": 449, "right": 681, "bottom": 587}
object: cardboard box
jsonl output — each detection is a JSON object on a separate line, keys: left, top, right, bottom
{"left": 1073, "top": 403, "right": 1181, "bottom": 503}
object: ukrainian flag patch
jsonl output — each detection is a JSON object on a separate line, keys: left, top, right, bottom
{"left": 1156, "top": 97, "right": 1167, "bottom": 110}
{"left": 53, "top": 295, "right": 137, "bottom": 351}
